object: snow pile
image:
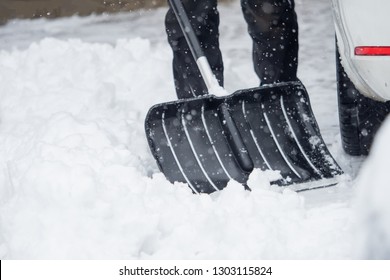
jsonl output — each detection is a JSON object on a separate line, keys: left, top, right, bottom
{"left": 355, "top": 117, "right": 390, "bottom": 259}
{"left": 0, "top": 37, "right": 355, "bottom": 259}
{"left": 0, "top": 37, "right": 167, "bottom": 258}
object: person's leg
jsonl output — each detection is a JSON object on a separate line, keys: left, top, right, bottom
{"left": 165, "top": 0, "right": 223, "bottom": 99}
{"left": 241, "top": 0, "right": 299, "bottom": 85}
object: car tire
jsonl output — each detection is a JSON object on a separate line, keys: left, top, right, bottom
{"left": 336, "top": 43, "right": 390, "bottom": 156}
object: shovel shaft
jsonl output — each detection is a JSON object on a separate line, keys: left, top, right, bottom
{"left": 168, "top": 0, "right": 219, "bottom": 93}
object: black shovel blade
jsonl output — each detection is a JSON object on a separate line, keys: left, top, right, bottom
{"left": 145, "top": 81, "right": 343, "bottom": 193}
{"left": 227, "top": 82, "right": 343, "bottom": 190}
{"left": 145, "top": 96, "right": 253, "bottom": 194}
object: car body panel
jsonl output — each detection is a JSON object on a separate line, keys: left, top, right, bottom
{"left": 332, "top": 0, "right": 390, "bottom": 101}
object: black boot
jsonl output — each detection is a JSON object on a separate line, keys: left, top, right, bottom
{"left": 241, "top": 0, "right": 299, "bottom": 85}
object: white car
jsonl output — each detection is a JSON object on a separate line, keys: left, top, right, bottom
{"left": 331, "top": 0, "right": 390, "bottom": 155}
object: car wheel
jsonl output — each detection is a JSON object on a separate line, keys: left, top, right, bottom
{"left": 336, "top": 43, "right": 390, "bottom": 156}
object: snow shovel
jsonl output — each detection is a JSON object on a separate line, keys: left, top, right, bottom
{"left": 145, "top": 0, "right": 343, "bottom": 194}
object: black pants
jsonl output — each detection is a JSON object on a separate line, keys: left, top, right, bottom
{"left": 165, "top": 0, "right": 299, "bottom": 99}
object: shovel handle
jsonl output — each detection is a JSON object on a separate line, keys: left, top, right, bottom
{"left": 168, "top": 0, "right": 219, "bottom": 93}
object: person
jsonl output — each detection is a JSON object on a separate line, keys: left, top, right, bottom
{"left": 165, "top": 0, "right": 299, "bottom": 99}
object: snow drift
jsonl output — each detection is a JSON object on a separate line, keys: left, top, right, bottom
{"left": 0, "top": 36, "right": 354, "bottom": 259}
{"left": 355, "top": 117, "right": 390, "bottom": 259}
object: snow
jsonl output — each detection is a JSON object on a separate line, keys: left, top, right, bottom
{"left": 355, "top": 118, "right": 390, "bottom": 259}
{"left": 0, "top": 0, "right": 387, "bottom": 259}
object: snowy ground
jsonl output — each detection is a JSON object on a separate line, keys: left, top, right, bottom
{"left": 0, "top": 0, "right": 386, "bottom": 259}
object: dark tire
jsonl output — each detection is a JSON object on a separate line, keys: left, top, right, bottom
{"left": 336, "top": 44, "right": 390, "bottom": 156}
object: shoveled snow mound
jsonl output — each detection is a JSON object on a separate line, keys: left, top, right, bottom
{"left": 0, "top": 38, "right": 355, "bottom": 259}
{"left": 355, "top": 117, "right": 390, "bottom": 259}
